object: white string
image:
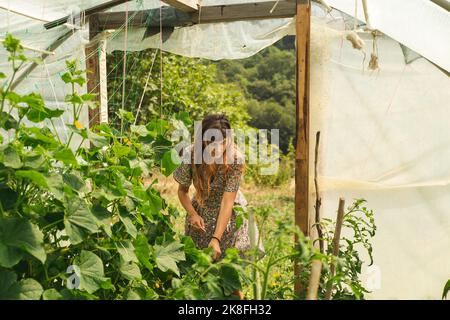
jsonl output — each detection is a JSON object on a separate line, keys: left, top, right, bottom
{"left": 134, "top": 49, "right": 159, "bottom": 125}
{"left": 120, "top": 2, "right": 129, "bottom": 112}
{"left": 159, "top": 0, "right": 163, "bottom": 134}
{"left": 43, "top": 60, "right": 69, "bottom": 140}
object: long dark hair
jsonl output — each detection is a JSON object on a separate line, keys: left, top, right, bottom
{"left": 192, "top": 114, "right": 240, "bottom": 205}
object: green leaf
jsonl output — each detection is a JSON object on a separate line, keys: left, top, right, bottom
{"left": 219, "top": 265, "right": 242, "bottom": 295}
{"left": 16, "top": 170, "right": 48, "bottom": 188}
{"left": 130, "top": 125, "right": 148, "bottom": 137}
{"left": 0, "top": 111, "right": 18, "bottom": 130}
{"left": 22, "top": 93, "right": 64, "bottom": 123}
{"left": 154, "top": 241, "right": 185, "bottom": 276}
{"left": 117, "top": 109, "right": 134, "bottom": 123}
{"left": 0, "top": 271, "right": 43, "bottom": 300}
{"left": 53, "top": 147, "right": 78, "bottom": 166}
{"left": 134, "top": 235, "right": 153, "bottom": 271}
{"left": 147, "top": 190, "right": 163, "bottom": 214}
{"left": 46, "top": 173, "right": 65, "bottom": 201}
{"left": 116, "top": 240, "right": 138, "bottom": 263}
{"left": 91, "top": 204, "right": 112, "bottom": 237}
{"left": 65, "top": 93, "right": 83, "bottom": 105}
{"left": 0, "top": 217, "right": 46, "bottom": 267}
{"left": 175, "top": 111, "right": 192, "bottom": 126}
{"left": 119, "top": 210, "right": 137, "bottom": 238}
{"left": 73, "top": 250, "right": 109, "bottom": 294}
{"left": 3, "top": 33, "right": 22, "bottom": 53}
{"left": 63, "top": 197, "right": 99, "bottom": 245}
{"left": 126, "top": 290, "right": 141, "bottom": 300}
{"left": 443, "top": 279, "right": 450, "bottom": 300}
{"left": 81, "top": 93, "right": 96, "bottom": 101}
{"left": 61, "top": 72, "right": 71, "bottom": 83}
{"left": 0, "top": 270, "right": 17, "bottom": 297}
{"left": 88, "top": 130, "right": 109, "bottom": 148}
{"left": 0, "top": 186, "right": 18, "bottom": 211}
{"left": 119, "top": 259, "right": 142, "bottom": 281}
{"left": 63, "top": 171, "right": 86, "bottom": 192}
{"left": 3, "top": 146, "right": 22, "bottom": 168}
{"left": 9, "top": 278, "right": 43, "bottom": 300}
{"left": 23, "top": 153, "right": 45, "bottom": 169}
{"left": 42, "top": 288, "right": 63, "bottom": 300}
{"left": 112, "top": 143, "right": 130, "bottom": 158}
{"left": 161, "top": 149, "right": 180, "bottom": 177}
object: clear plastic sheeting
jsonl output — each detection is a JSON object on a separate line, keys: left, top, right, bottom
{"left": 309, "top": 17, "right": 450, "bottom": 299}
{"left": 326, "top": 0, "right": 450, "bottom": 73}
{"left": 106, "top": 0, "right": 296, "bottom": 60}
{"left": 107, "top": 18, "right": 295, "bottom": 60}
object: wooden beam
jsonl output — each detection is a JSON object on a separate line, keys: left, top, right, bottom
{"left": 306, "top": 259, "right": 322, "bottom": 300}
{"left": 325, "top": 198, "right": 346, "bottom": 300}
{"left": 295, "top": 0, "right": 310, "bottom": 238}
{"left": 44, "top": 0, "right": 133, "bottom": 29}
{"left": 96, "top": 1, "right": 297, "bottom": 29}
{"left": 162, "top": 0, "right": 199, "bottom": 12}
{"left": 191, "top": 1, "right": 296, "bottom": 23}
{"left": 294, "top": 0, "right": 311, "bottom": 295}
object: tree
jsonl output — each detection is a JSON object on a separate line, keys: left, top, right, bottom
{"left": 107, "top": 50, "right": 250, "bottom": 130}
{"left": 215, "top": 37, "right": 296, "bottom": 153}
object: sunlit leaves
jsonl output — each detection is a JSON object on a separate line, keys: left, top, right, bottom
{"left": 118, "top": 209, "right": 137, "bottom": 239}
{"left": 0, "top": 35, "right": 249, "bottom": 301}
{"left": 134, "top": 235, "right": 153, "bottom": 272}
{"left": 21, "top": 93, "right": 64, "bottom": 123}
{"left": 0, "top": 270, "right": 43, "bottom": 300}
{"left": 53, "top": 147, "right": 77, "bottom": 166}
{"left": 160, "top": 149, "right": 180, "bottom": 176}
{"left": 154, "top": 241, "right": 185, "bottom": 276}
{"left": 63, "top": 197, "right": 99, "bottom": 245}
{"left": 2, "top": 145, "right": 22, "bottom": 168}
{"left": 73, "top": 251, "right": 109, "bottom": 294}
{"left": 15, "top": 170, "right": 48, "bottom": 188}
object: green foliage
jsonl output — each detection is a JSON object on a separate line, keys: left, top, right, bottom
{"left": 215, "top": 39, "right": 296, "bottom": 153}
{"left": 245, "top": 139, "right": 295, "bottom": 187}
{"left": 443, "top": 279, "right": 450, "bottom": 300}
{"left": 0, "top": 35, "right": 246, "bottom": 300}
{"left": 243, "top": 199, "right": 376, "bottom": 300}
{"left": 315, "top": 199, "right": 377, "bottom": 300}
{"left": 106, "top": 50, "right": 250, "bottom": 131}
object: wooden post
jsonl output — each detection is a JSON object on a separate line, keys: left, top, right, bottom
{"left": 306, "top": 259, "right": 322, "bottom": 300}
{"left": 294, "top": 0, "right": 311, "bottom": 295}
{"left": 325, "top": 197, "right": 346, "bottom": 300}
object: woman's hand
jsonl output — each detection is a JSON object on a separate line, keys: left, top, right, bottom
{"left": 208, "top": 238, "right": 222, "bottom": 261}
{"left": 188, "top": 213, "right": 206, "bottom": 233}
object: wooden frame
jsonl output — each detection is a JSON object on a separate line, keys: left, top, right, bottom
{"left": 294, "top": 0, "right": 311, "bottom": 295}
{"left": 162, "top": 0, "right": 199, "bottom": 12}
{"left": 95, "top": 1, "right": 297, "bottom": 28}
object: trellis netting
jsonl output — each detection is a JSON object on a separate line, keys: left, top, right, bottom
{"left": 1, "top": 0, "right": 450, "bottom": 299}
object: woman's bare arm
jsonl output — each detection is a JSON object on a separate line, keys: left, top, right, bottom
{"left": 177, "top": 185, "right": 196, "bottom": 216}
{"left": 177, "top": 184, "right": 205, "bottom": 232}
{"left": 213, "top": 191, "right": 237, "bottom": 240}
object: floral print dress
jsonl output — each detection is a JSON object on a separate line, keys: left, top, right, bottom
{"left": 173, "top": 147, "right": 250, "bottom": 258}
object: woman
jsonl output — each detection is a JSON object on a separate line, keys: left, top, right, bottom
{"left": 173, "top": 114, "right": 250, "bottom": 299}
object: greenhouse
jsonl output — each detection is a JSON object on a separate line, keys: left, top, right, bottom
{"left": 0, "top": 0, "right": 449, "bottom": 302}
